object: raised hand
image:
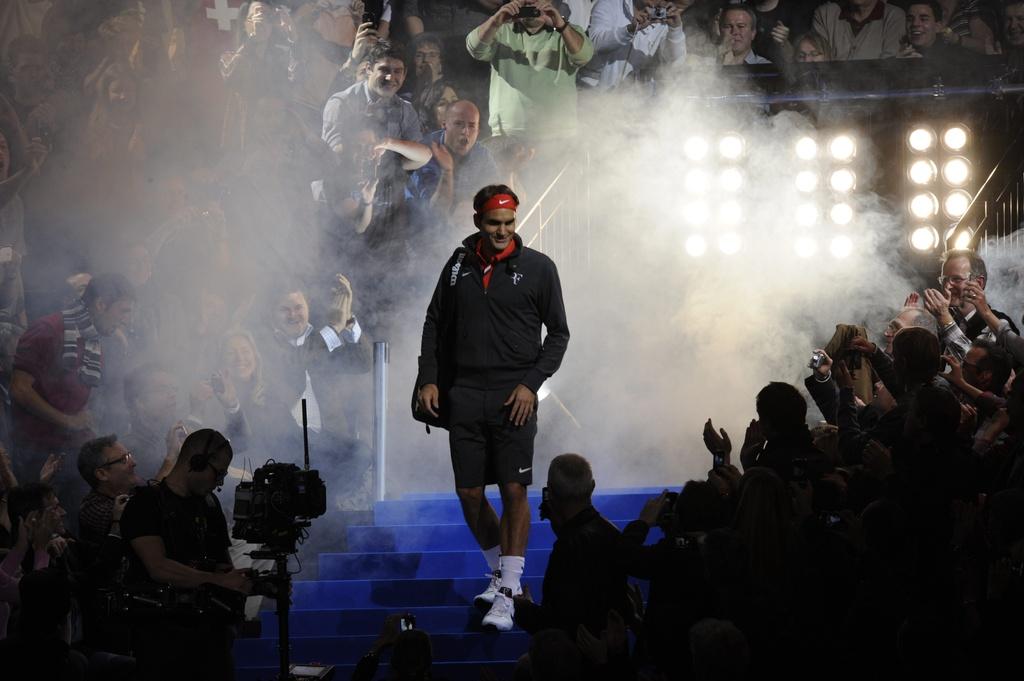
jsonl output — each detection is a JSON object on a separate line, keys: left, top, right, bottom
{"left": 923, "top": 288, "right": 953, "bottom": 324}
{"left": 702, "top": 418, "right": 732, "bottom": 456}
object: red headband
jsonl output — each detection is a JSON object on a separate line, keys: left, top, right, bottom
{"left": 477, "top": 193, "right": 518, "bottom": 215}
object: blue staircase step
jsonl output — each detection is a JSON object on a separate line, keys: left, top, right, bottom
{"left": 236, "top": 632, "right": 530, "bottom": 666}
{"left": 346, "top": 519, "right": 636, "bottom": 552}
{"left": 373, "top": 492, "right": 654, "bottom": 525}
{"left": 260, "top": 605, "right": 488, "bottom": 637}
{"left": 318, "top": 548, "right": 551, "bottom": 580}
{"left": 292, "top": 576, "right": 544, "bottom": 609}
{"left": 238, "top": 661, "right": 514, "bottom": 681}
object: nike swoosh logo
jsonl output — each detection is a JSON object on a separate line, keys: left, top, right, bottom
{"left": 518, "top": 467, "right": 531, "bottom": 474}
{"left": 461, "top": 272, "right": 471, "bottom": 277}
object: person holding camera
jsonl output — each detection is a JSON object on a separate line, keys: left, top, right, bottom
{"left": 119, "top": 429, "right": 252, "bottom": 681}
{"left": 581, "top": 0, "right": 687, "bottom": 89}
{"left": 466, "top": 0, "right": 593, "bottom": 141}
{"left": 617, "top": 482, "right": 729, "bottom": 679}
{"left": 416, "top": 185, "right": 569, "bottom": 632}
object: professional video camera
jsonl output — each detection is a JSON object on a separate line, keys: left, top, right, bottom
{"left": 233, "top": 461, "right": 327, "bottom": 554}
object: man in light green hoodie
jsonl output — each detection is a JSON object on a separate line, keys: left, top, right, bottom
{"left": 467, "top": 0, "right": 593, "bottom": 142}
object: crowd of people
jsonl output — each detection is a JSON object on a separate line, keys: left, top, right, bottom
{"left": 0, "top": 0, "right": 1023, "bottom": 679}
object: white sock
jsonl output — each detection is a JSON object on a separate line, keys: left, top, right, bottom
{"left": 483, "top": 545, "right": 502, "bottom": 573}
{"left": 499, "top": 555, "right": 525, "bottom": 594}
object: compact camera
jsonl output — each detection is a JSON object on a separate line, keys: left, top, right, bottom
{"left": 517, "top": 6, "right": 542, "bottom": 18}
{"left": 808, "top": 351, "right": 826, "bottom": 370}
{"left": 649, "top": 6, "right": 669, "bottom": 20}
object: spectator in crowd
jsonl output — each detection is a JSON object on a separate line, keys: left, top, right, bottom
{"left": 407, "top": 100, "right": 501, "bottom": 226}
{"left": 956, "top": 272, "right": 1024, "bottom": 368}
{"left": 938, "top": 0, "right": 998, "bottom": 54}
{"left": 351, "top": 613, "right": 437, "bottom": 681}
{"left": 793, "top": 30, "right": 831, "bottom": 61}
{"left": 414, "top": 79, "right": 461, "bottom": 135}
{"left": 898, "top": 1, "right": 984, "bottom": 66}
{"left": 717, "top": 5, "right": 773, "bottom": 64}
{"left": 581, "top": 0, "right": 687, "bottom": 90}
{"left": 0, "top": 494, "right": 56, "bottom": 639}
{"left": 75, "top": 434, "right": 139, "bottom": 546}
{"left": 752, "top": 0, "right": 814, "bottom": 65}
{"left": 467, "top": 0, "right": 594, "bottom": 142}
{"left": 322, "top": 42, "right": 431, "bottom": 245}
{"left": 882, "top": 293, "right": 935, "bottom": 355}
{"left": 922, "top": 249, "right": 1019, "bottom": 362}
{"left": 812, "top": 0, "right": 906, "bottom": 60}
{"left": 10, "top": 273, "right": 134, "bottom": 524}
{"left": 1006, "top": 0, "right": 1024, "bottom": 69}
{"left": 409, "top": 33, "right": 448, "bottom": 99}
{"left": 253, "top": 277, "right": 373, "bottom": 507}
{"left": 513, "top": 453, "right": 630, "bottom": 636}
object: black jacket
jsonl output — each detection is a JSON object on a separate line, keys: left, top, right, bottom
{"left": 514, "top": 506, "right": 629, "bottom": 637}
{"left": 418, "top": 233, "right": 570, "bottom": 393}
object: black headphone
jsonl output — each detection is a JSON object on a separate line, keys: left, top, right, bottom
{"left": 188, "top": 429, "right": 222, "bottom": 472}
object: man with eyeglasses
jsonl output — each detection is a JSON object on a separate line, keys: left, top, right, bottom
{"left": 119, "top": 428, "right": 252, "bottom": 681}
{"left": 76, "top": 435, "right": 141, "bottom": 546}
{"left": 922, "top": 249, "right": 1019, "bottom": 361}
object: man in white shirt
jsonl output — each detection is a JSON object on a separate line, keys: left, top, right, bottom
{"left": 582, "top": 0, "right": 687, "bottom": 89}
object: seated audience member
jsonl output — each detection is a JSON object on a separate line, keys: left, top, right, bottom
{"left": 512, "top": 453, "right": 630, "bottom": 636}
{"left": 406, "top": 100, "right": 501, "bottom": 225}
{"left": 467, "top": 0, "right": 594, "bottom": 141}
{"left": 812, "top": 0, "right": 906, "bottom": 60}
{"left": 252, "top": 277, "right": 373, "bottom": 506}
{"left": 414, "top": 79, "right": 461, "bottom": 135}
{"left": 835, "top": 326, "right": 942, "bottom": 464}
{"left": 581, "top": 0, "right": 687, "bottom": 90}
{"left": 121, "top": 363, "right": 246, "bottom": 482}
{"left": 1006, "top": 0, "right": 1024, "bottom": 70}
{"left": 119, "top": 429, "right": 252, "bottom": 681}
{"left": 793, "top": 31, "right": 831, "bottom": 61}
{"left": 619, "top": 483, "right": 729, "bottom": 679}
{"left": 75, "top": 434, "right": 140, "bottom": 546}
{"left": 0, "top": 569, "right": 87, "bottom": 679}
{"left": 898, "top": 1, "right": 986, "bottom": 67}
{"left": 717, "top": 5, "right": 773, "bottom": 65}
{"left": 922, "top": 249, "right": 1019, "bottom": 362}
{"left": 10, "top": 273, "right": 134, "bottom": 524}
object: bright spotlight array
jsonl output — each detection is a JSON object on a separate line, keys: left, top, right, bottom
{"left": 684, "top": 136, "right": 710, "bottom": 161}
{"left": 829, "top": 169, "right": 856, "bottom": 193}
{"left": 685, "top": 234, "right": 708, "bottom": 257}
{"left": 905, "top": 122, "right": 974, "bottom": 252}
{"left": 787, "top": 132, "right": 861, "bottom": 258}
{"left": 795, "top": 136, "right": 818, "bottom": 161}
{"left": 830, "top": 202, "right": 854, "bottom": 225}
{"left": 829, "top": 135, "right": 857, "bottom": 162}
{"left": 795, "top": 170, "right": 819, "bottom": 193}
{"left": 719, "top": 134, "right": 745, "bottom": 160}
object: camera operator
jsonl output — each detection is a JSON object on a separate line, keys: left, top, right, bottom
{"left": 617, "top": 482, "right": 728, "bottom": 679}
{"left": 119, "top": 428, "right": 252, "bottom": 681}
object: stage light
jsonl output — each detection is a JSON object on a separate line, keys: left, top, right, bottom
{"left": 795, "top": 170, "right": 819, "bottom": 193}
{"left": 829, "top": 135, "right": 856, "bottom": 162}
{"left": 909, "top": 192, "right": 939, "bottom": 219}
{"left": 830, "top": 236, "right": 853, "bottom": 259}
{"left": 718, "top": 232, "right": 742, "bottom": 254}
{"left": 684, "top": 136, "right": 709, "bottom": 161}
{"left": 685, "top": 169, "right": 711, "bottom": 194}
{"left": 910, "top": 226, "right": 940, "bottom": 251}
{"left": 684, "top": 201, "right": 710, "bottom": 225}
{"left": 829, "top": 168, "right": 856, "bottom": 193}
{"left": 942, "top": 125, "right": 969, "bottom": 152}
{"left": 943, "top": 190, "right": 971, "bottom": 219}
{"left": 953, "top": 229, "right": 973, "bottom": 249}
{"left": 830, "top": 202, "right": 854, "bottom": 225}
{"left": 794, "top": 236, "right": 818, "bottom": 258}
{"left": 907, "top": 126, "right": 936, "bottom": 152}
{"left": 719, "top": 167, "right": 744, "bottom": 192}
{"left": 795, "top": 136, "right": 818, "bottom": 160}
{"left": 941, "top": 157, "right": 970, "bottom": 186}
{"left": 796, "top": 203, "right": 819, "bottom": 226}
{"left": 719, "top": 133, "right": 745, "bottom": 160}
{"left": 908, "top": 159, "right": 937, "bottom": 185}
{"left": 685, "top": 234, "right": 707, "bottom": 257}
{"left": 718, "top": 200, "right": 743, "bottom": 225}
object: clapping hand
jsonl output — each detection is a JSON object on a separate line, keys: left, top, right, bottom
{"left": 923, "top": 288, "right": 954, "bottom": 325}
{"left": 702, "top": 418, "right": 732, "bottom": 457}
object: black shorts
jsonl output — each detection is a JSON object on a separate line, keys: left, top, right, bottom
{"left": 447, "top": 385, "right": 538, "bottom": 488}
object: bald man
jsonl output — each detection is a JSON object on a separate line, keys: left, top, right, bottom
{"left": 406, "top": 100, "right": 502, "bottom": 220}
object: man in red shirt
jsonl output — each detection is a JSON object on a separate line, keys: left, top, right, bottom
{"left": 10, "top": 273, "right": 134, "bottom": 527}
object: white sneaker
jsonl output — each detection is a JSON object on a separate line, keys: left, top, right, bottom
{"left": 474, "top": 570, "right": 502, "bottom": 607}
{"left": 481, "top": 587, "right": 515, "bottom": 631}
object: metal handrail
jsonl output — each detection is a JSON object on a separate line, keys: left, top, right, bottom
{"left": 956, "top": 110, "right": 1024, "bottom": 249}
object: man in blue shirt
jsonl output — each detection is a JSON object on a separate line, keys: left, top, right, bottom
{"left": 407, "top": 100, "right": 501, "bottom": 227}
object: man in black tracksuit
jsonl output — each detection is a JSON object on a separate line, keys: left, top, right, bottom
{"left": 417, "top": 184, "right": 570, "bottom": 631}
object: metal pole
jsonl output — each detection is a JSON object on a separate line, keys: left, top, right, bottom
{"left": 373, "top": 341, "right": 389, "bottom": 502}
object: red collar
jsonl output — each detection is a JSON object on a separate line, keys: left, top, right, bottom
{"left": 475, "top": 237, "right": 517, "bottom": 266}
{"left": 839, "top": 0, "right": 885, "bottom": 28}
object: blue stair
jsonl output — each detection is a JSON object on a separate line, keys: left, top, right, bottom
{"left": 236, "top": 488, "right": 666, "bottom": 681}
